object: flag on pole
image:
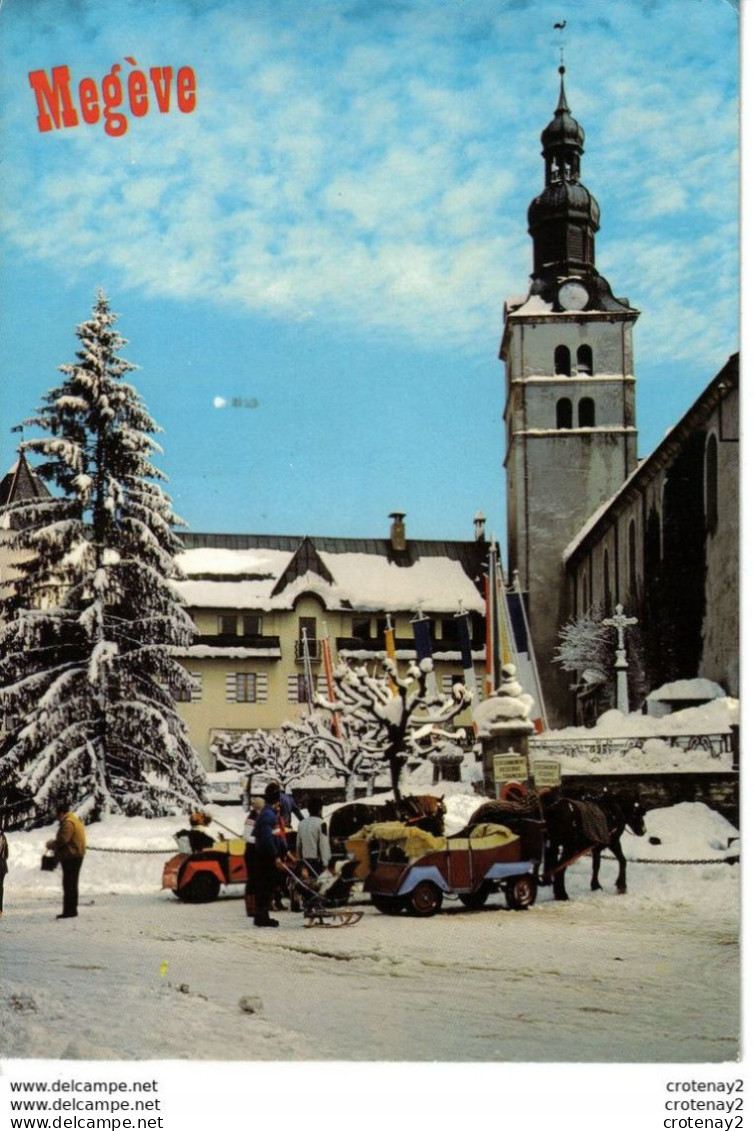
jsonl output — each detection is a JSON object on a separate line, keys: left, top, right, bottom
{"left": 506, "top": 572, "right": 548, "bottom": 732}
{"left": 383, "top": 613, "right": 399, "bottom": 693}
{"left": 300, "top": 627, "right": 316, "bottom": 714}
{"left": 321, "top": 625, "right": 341, "bottom": 737}
{"left": 411, "top": 611, "right": 438, "bottom": 697}
{"left": 485, "top": 545, "right": 503, "bottom": 696}
{"left": 454, "top": 609, "right": 477, "bottom": 702}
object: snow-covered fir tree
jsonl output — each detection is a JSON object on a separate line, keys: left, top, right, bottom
{"left": 0, "top": 292, "right": 206, "bottom": 825}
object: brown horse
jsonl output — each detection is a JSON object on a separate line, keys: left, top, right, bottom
{"left": 541, "top": 791, "right": 647, "bottom": 900}
{"left": 328, "top": 795, "right": 446, "bottom": 855}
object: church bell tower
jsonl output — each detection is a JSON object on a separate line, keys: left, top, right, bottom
{"left": 501, "top": 66, "right": 639, "bottom": 726}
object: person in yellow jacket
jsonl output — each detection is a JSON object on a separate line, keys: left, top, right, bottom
{"left": 46, "top": 805, "right": 87, "bottom": 919}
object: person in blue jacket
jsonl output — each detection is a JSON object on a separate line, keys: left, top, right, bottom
{"left": 246, "top": 783, "right": 291, "bottom": 928}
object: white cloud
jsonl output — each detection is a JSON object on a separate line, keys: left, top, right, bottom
{"left": 0, "top": 0, "right": 738, "bottom": 372}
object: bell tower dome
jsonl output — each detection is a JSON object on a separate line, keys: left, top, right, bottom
{"left": 528, "top": 66, "right": 601, "bottom": 281}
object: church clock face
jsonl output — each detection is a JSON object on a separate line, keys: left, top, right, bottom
{"left": 558, "top": 280, "right": 590, "bottom": 311}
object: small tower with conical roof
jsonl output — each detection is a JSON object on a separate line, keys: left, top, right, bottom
{"left": 500, "top": 65, "right": 640, "bottom": 727}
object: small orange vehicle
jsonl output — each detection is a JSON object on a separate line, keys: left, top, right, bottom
{"left": 162, "top": 837, "right": 247, "bottom": 902}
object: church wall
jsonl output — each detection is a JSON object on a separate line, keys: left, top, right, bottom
{"left": 700, "top": 387, "right": 739, "bottom": 695}
{"left": 565, "top": 371, "right": 739, "bottom": 710}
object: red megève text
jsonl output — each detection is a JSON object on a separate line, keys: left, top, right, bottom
{"left": 28, "top": 59, "right": 197, "bottom": 137}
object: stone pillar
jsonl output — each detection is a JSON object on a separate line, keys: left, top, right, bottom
{"left": 478, "top": 726, "right": 532, "bottom": 797}
{"left": 430, "top": 747, "right": 464, "bottom": 783}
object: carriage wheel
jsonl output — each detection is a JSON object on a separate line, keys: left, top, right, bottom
{"left": 371, "top": 894, "right": 406, "bottom": 915}
{"left": 459, "top": 883, "right": 491, "bottom": 910}
{"left": 408, "top": 881, "right": 443, "bottom": 917}
{"left": 505, "top": 875, "right": 536, "bottom": 911}
{"left": 179, "top": 872, "right": 221, "bottom": 903}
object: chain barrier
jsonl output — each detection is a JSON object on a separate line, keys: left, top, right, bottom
{"left": 87, "top": 845, "right": 174, "bottom": 854}
{"left": 606, "top": 852, "right": 739, "bottom": 866}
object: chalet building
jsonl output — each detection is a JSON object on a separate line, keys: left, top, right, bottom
{"left": 500, "top": 65, "right": 738, "bottom": 725}
{"left": 172, "top": 513, "right": 489, "bottom": 767}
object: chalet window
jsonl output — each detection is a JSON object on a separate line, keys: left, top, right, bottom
{"left": 235, "top": 673, "right": 257, "bottom": 702}
{"left": 628, "top": 520, "right": 638, "bottom": 596}
{"left": 556, "top": 398, "right": 573, "bottom": 429}
{"left": 440, "top": 617, "right": 457, "bottom": 641}
{"left": 227, "top": 672, "right": 268, "bottom": 703}
{"left": 218, "top": 614, "right": 237, "bottom": 636}
{"left": 578, "top": 397, "right": 595, "bottom": 426}
{"left": 582, "top": 574, "right": 588, "bottom": 615}
{"left": 296, "top": 616, "right": 319, "bottom": 660}
{"left": 705, "top": 433, "right": 719, "bottom": 534}
{"left": 554, "top": 345, "right": 571, "bottom": 376}
{"left": 170, "top": 673, "right": 202, "bottom": 703}
{"left": 242, "top": 613, "right": 262, "bottom": 637}
{"left": 577, "top": 345, "right": 593, "bottom": 375}
{"left": 288, "top": 674, "right": 321, "bottom": 702}
{"left": 352, "top": 616, "right": 371, "bottom": 640}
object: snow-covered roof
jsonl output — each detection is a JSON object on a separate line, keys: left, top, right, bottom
{"left": 174, "top": 533, "right": 488, "bottom": 614}
{"left": 646, "top": 679, "right": 726, "bottom": 703}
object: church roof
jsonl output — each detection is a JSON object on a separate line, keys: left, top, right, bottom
{"left": 562, "top": 353, "right": 739, "bottom": 564}
{"left": 0, "top": 452, "right": 51, "bottom": 508}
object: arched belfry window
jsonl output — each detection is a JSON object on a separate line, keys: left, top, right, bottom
{"left": 578, "top": 397, "right": 595, "bottom": 427}
{"left": 556, "top": 398, "right": 573, "bottom": 429}
{"left": 554, "top": 345, "right": 571, "bottom": 376}
{"left": 705, "top": 433, "right": 719, "bottom": 533}
{"left": 577, "top": 344, "right": 593, "bottom": 375}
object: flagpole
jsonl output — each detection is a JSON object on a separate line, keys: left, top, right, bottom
{"left": 513, "top": 569, "right": 549, "bottom": 731}
{"left": 321, "top": 623, "right": 341, "bottom": 737}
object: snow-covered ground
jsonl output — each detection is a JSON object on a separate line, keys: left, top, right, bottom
{"left": 1, "top": 794, "right": 739, "bottom": 1064}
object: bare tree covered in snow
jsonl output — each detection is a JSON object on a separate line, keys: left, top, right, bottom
{"left": 282, "top": 710, "right": 384, "bottom": 801}
{"left": 211, "top": 707, "right": 384, "bottom": 802}
{"left": 318, "top": 657, "right": 472, "bottom": 801}
{"left": 554, "top": 608, "right": 613, "bottom": 686}
{"left": 0, "top": 292, "right": 206, "bottom": 826}
{"left": 210, "top": 726, "right": 317, "bottom": 792}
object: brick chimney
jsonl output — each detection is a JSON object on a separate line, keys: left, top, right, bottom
{"left": 389, "top": 512, "right": 406, "bottom": 551}
{"left": 474, "top": 511, "right": 486, "bottom": 542}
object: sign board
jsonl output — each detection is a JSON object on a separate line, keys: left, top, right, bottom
{"left": 492, "top": 754, "right": 529, "bottom": 783}
{"left": 531, "top": 760, "right": 562, "bottom": 788}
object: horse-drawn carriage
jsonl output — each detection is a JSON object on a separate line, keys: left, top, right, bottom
{"left": 343, "top": 785, "right": 646, "bottom": 914}
{"left": 350, "top": 813, "right": 545, "bottom": 916}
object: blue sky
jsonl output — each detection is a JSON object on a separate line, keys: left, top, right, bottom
{"left": 0, "top": 0, "right": 740, "bottom": 545}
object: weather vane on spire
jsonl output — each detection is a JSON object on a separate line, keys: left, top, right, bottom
{"left": 553, "top": 19, "right": 567, "bottom": 67}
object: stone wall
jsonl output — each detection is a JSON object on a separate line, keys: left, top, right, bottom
{"left": 559, "top": 771, "right": 739, "bottom": 827}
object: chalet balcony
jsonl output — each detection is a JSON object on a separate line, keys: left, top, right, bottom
{"left": 294, "top": 639, "right": 322, "bottom": 663}
{"left": 191, "top": 633, "right": 282, "bottom": 655}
